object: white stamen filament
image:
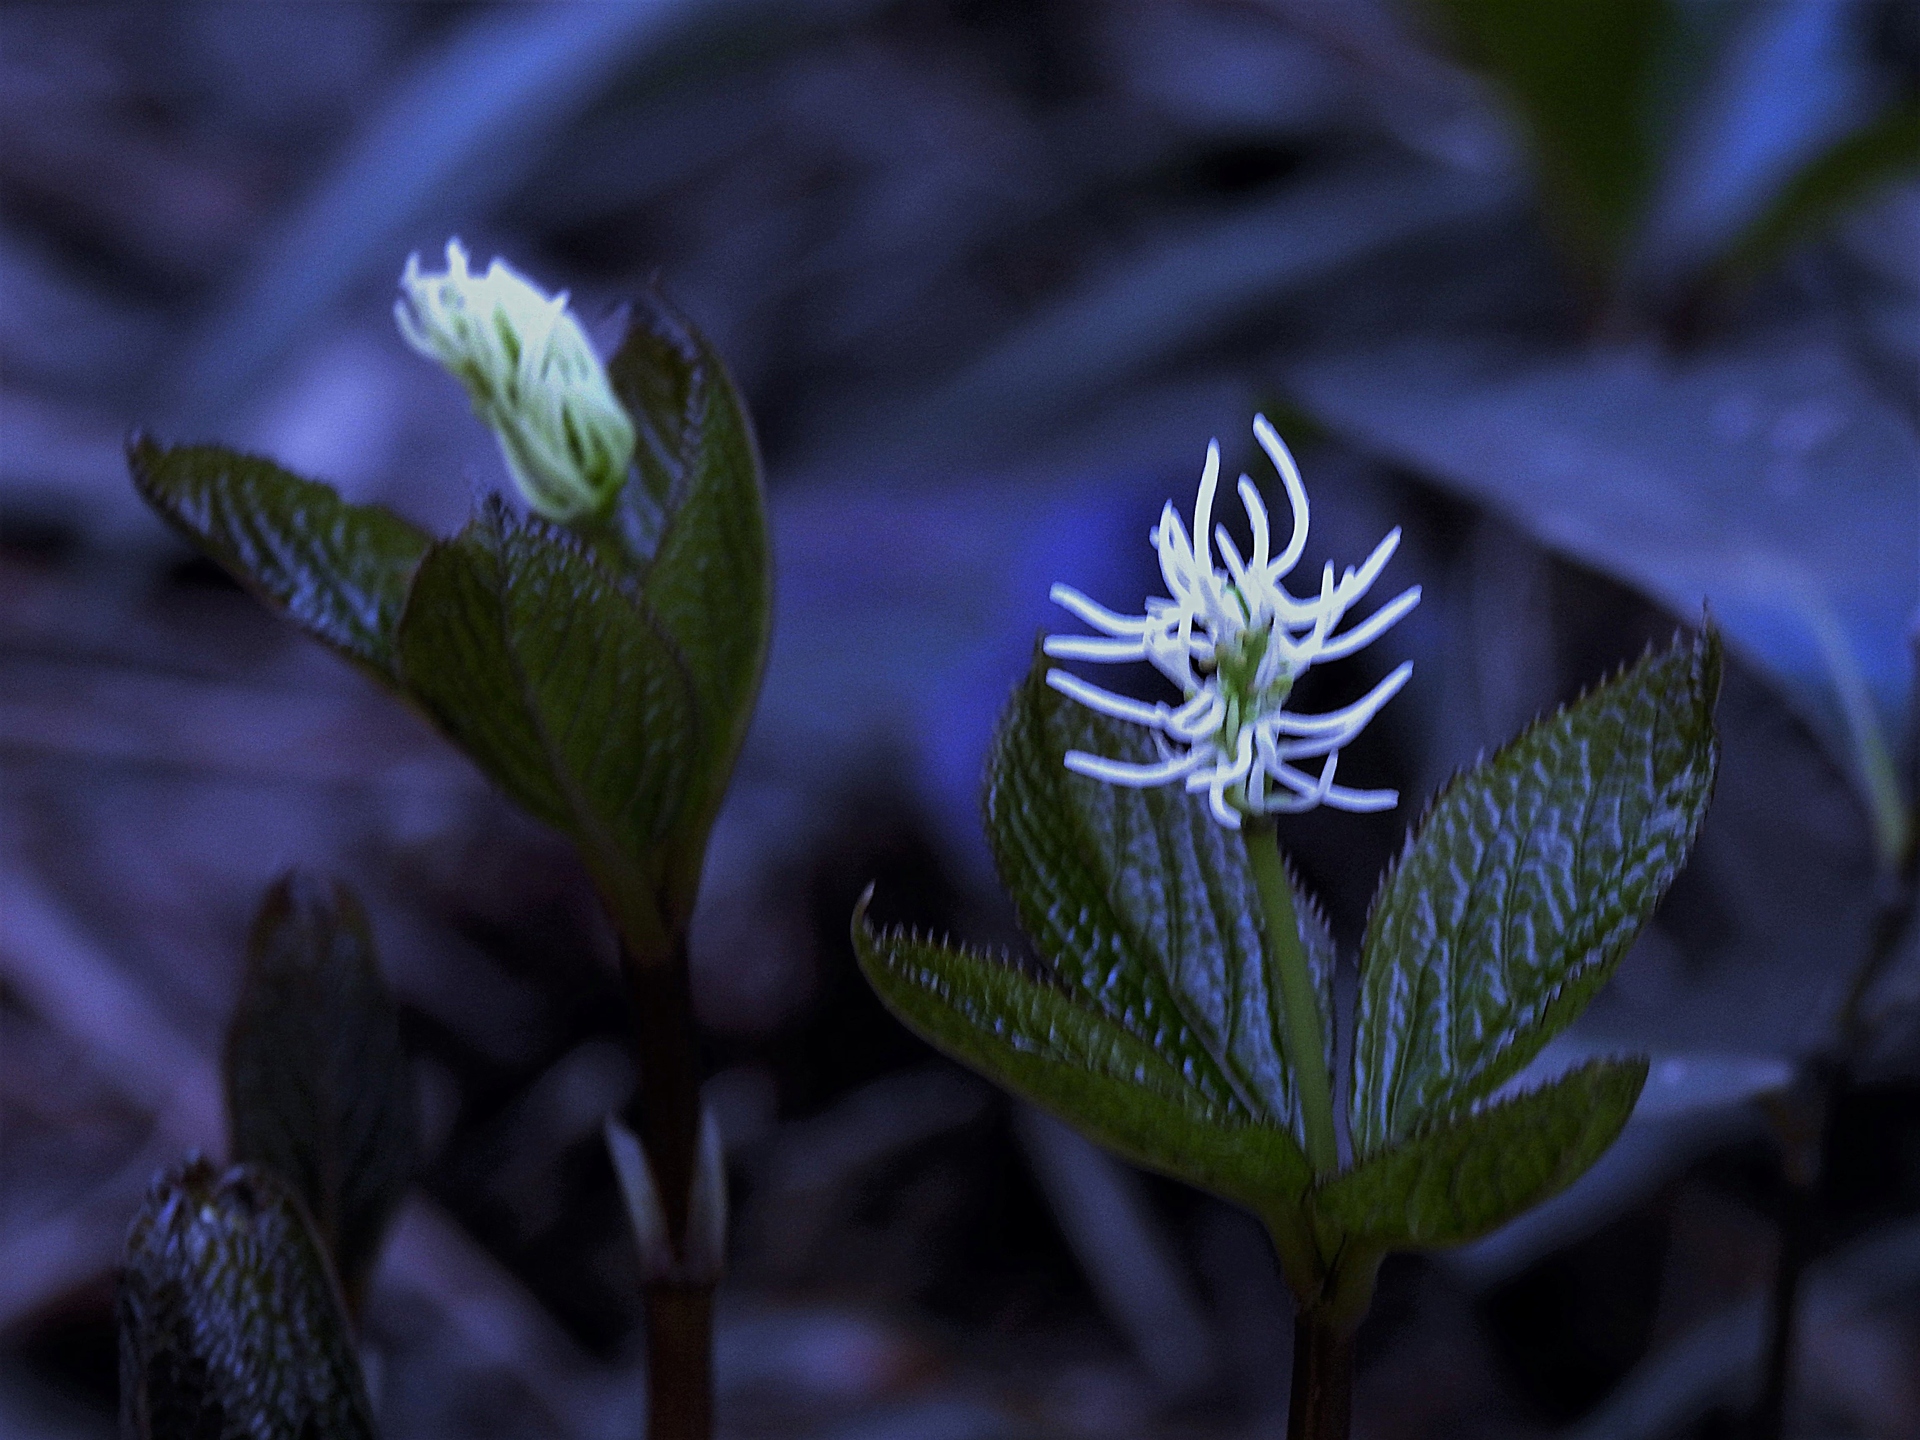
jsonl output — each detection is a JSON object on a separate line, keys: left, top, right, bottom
{"left": 1064, "top": 748, "right": 1211, "bottom": 787}
{"left": 1043, "top": 634, "right": 1150, "bottom": 663}
{"left": 1041, "top": 415, "right": 1418, "bottom": 825}
{"left": 1046, "top": 671, "right": 1172, "bottom": 728}
{"left": 1252, "top": 414, "right": 1310, "bottom": 576}
{"left": 1049, "top": 584, "right": 1156, "bottom": 636}
{"left": 1316, "top": 584, "right": 1423, "bottom": 661}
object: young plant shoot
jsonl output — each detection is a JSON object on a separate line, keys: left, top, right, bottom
{"left": 855, "top": 417, "right": 1720, "bottom": 1440}
{"left": 129, "top": 245, "right": 770, "bottom": 1440}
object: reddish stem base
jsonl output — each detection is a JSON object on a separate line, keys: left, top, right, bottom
{"left": 1287, "top": 1318, "right": 1354, "bottom": 1440}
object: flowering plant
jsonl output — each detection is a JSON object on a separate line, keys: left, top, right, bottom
{"left": 856, "top": 420, "right": 1720, "bottom": 1436}
{"left": 126, "top": 252, "right": 769, "bottom": 1440}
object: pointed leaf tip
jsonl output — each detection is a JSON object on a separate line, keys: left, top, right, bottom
{"left": 225, "top": 871, "right": 416, "bottom": 1312}
{"left": 128, "top": 438, "right": 431, "bottom": 685}
{"left": 1351, "top": 631, "right": 1718, "bottom": 1154}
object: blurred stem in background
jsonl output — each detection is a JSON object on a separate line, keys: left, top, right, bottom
{"left": 1425, "top": 0, "right": 1920, "bottom": 334}
{"left": 1750, "top": 617, "right": 1917, "bottom": 1440}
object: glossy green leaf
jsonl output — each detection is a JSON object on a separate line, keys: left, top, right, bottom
{"left": 396, "top": 500, "right": 698, "bottom": 955}
{"left": 986, "top": 653, "right": 1336, "bottom": 1144}
{"left": 128, "top": 437, "right": 431, "bottom": 686}
{"left": 225, "top": 872, "right": 417, "bottom": 1312}
{"left": 608, "top": 290, "right": 772, "bottom": 885}
{"left": 1351, "top": 632, "right": 1719, "bottom": 1155}
{"left": 853, "top": 905, "right": 1312, "bottom": 1210}
{"left": 1427, "top": 0, "right": 1677, "bottom": 278}
{"left": 119, "top": 1159, "right": 376, "bottom": 1440}
{"left": 1317, "top": 1058, "right": 1647, "bottom": 1247}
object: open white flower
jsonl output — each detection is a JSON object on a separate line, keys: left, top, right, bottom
{"left": 1044, "top": 415, "right": 1420, "bottom": 828}
{"left": 396, "top": 240, "right": 635, "bottom": 524}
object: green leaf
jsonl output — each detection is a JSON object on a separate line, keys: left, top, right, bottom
{"left": 1317, "top": 1058, "right": 1647, "bottom": 1247}
{"left": 1426, "top": 0, "right": 1679, "bottom": 278}
{"left": 118, "top": 1159, "right": 376, "bottom": 1440}
{"left": 1721, "top": 98, "right": 1920, "bottom": 287}
{"left": 225, "top": 872, "right": 417, "bottom": 1313}
{"left": 396, "top": 500, "right": 698, "bottom": 956}
{"left": 985, "top": 653, "right": 1336, "bottom": 1145}
{"left": 128, "top": 437, "right": 431, "bottom": 686}
{"left": 1351, "top": 632, "right": 1719, "bottom": 1155}
{"left": 852, "top": 904, "right": 1312, "bottom": 1211}
{"left": 608, "top": 290, "right": 772, "bottom": 887}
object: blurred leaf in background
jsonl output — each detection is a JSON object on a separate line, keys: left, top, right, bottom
{"left": 225, "top": 872, "right": 417, "bottom": 1316}
{"left": 1719, "top": 95, "right": 1920, "bottom": 293}
{"left": 1421, "top": 0, "right": 1683, "bottom": 286}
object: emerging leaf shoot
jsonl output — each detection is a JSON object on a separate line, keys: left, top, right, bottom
{"left": 225, "top": 872, "right": 417, "bottom": 1313}
{"left": 129, "top": 260, "right": 772, "bottom": 1440}
{"left": 131, "top": 286, "right": 769, "bottom": 963}
{"left": 118, "top": 1159, "right": 376, "bottom": 1440}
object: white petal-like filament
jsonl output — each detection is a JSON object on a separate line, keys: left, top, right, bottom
{"left": 1316, "top": 585, "right": 1422, "bottom": 661}
{"left": 1252, "top": 414, "right": 1310, "bottom": 577}
{"left": 1043, "top": 634, "right": 1149, "bottom": 663}
{"left": 1064, "top": 748, "right": 1210, "bottom": 786}
{"left": 1049, "top": 584, "right": 1155, "bottom": 636}
{"left": 1046, "top": 671, "right": 1170, "bottom": 728}
{"left": 1040, "top": 415, "right": 1418, "bottom": 825}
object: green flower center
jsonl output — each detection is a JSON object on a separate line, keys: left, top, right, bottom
{"left": 1212, "top": 622, "right": 1294, "bottom": 757}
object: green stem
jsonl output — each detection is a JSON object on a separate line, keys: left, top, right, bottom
{"left": 623, "top": 938, "right": 704, "bottom": 1244}
{"left": 1246, "top": 821, "right": 1340, "bottom": 1177}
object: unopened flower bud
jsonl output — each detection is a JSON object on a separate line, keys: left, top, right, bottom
{"left": 396, "top": 240, "right": 634, "bottom": 523}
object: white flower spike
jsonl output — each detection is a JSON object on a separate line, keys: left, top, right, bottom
{"left": 1044, "top": 415, "right": 1420, "bottom": 828}
{"left": 396, "top": 240, "right": 635, "bottom": 524}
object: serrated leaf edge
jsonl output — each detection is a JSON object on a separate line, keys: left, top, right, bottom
{"left": 1351, "top": 627, "right": 1720, "bottom": 1147}
{"left": 126, "top": 433, "right": 433, "bottom": 684}
{"left": 1316, "top": 1055, "right": 1650, "bottom": 1246}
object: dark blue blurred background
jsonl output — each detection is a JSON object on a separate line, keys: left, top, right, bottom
{"left": 1, "top": 3, "right": 1915, "bottom": 1437}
